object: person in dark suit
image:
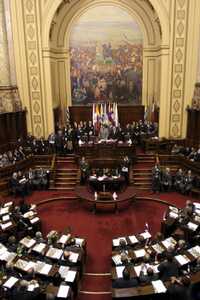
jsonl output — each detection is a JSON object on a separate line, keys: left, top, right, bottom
{"left": 161, "top": 167, "right": 172, "bottom": 192}
{"left": 112, "top": 267, "right": 138, "bottom": 289}
{"left": 167, "top": 276, "right": 191, "bottom": 300}
{"left": 19, "top": 199, "right": 30, "bottom": 214}
{"left": 139, "top": 266, "right": 159, "bottom": 285}
{"left": 11, "top": 280, "right": 41, "bottom": 300}
{"left": 158, "top": 253, "right": 179, "bottom": 281}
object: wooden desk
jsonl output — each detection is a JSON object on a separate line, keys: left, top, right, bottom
{"left": 76, "top": 185, "right": 136, "bottom": 213}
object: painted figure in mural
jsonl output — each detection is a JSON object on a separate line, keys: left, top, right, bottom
{"left": 70, "top": 6, "right": 143, "bottom": 105}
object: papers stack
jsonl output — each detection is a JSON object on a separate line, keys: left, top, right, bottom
{"left": 116, "top": 266, "right": 125, "bottom": 278}
{"left": 46, "top": 247, "right": 63, "bottom": 260}
{"left": 0, "top": 207, "right": 9, "bottom": 215}
{"left": 1, "top": 221, "right": 12, "bottom": 230}
{"left": 0, "top": 251, "right": 16, "bottom": 263}
{"left": 57, "top": 284, "right": 70, "bottom": 298}
{"left": 14, "top": 259, "right": 28, "bottom": 271}
{"left": 187, "top": 222, "right": 198, "bottom": 231}
{"left": 2, "top": 215, "right": 10, "bottom": 222}
{"left": 64, "top": 270, "right": 77, "bottom": 282}
{"left": 152, "top": 280, "right": 167, "bottom": 293}
{"left": 20, "top": 237, "right": 36, "bottom": 248}
{"left": 128, "top": 235, "right": 138, "bottom": 245}
{"left": 69, "top": 252, "right": 79, "bottom": 263}
{"left": 75, "top": 238, "right": 84, "bottom": 247}
{"left": 4, "top": 201, "right": 13, "bottom": 207}
{"left": 58, "top": 234, "right": 71, "bottom": 244}
{"left": 112, "top": 254, "right": 122, "bottom": 266}
{"left": 188, "top": 245, "right": 200, "bottom": 258}
{"left": 169, "top": 206, "right": 179, "bottom": 213}
{"left": 36, "top": 262, "right": 52, "bottom": 275}
{"left": 59, "top": 266, "right": 70, "bottom": 279}
{"left": 134, "top": 249, "right": 146, "bottom": 258}
{"left": 169, "top": 211, "right": 178, "bottom": 219}
{"left": 112, "top": 237, "right": 127, "bottom": 247}
{"left": 27, "top": 282, "right": 39, "bottom": 292}
{"left": 30, "top": 217, "right": 39, "bottom": 224}
{"left": 175, "top": 254, "right": 190, "bottom": 266}
{"left": 140, "top": 231, "right": 151, "bottom": 240}
{"left": 0, "top": 243, "right": 7, "bottom": 255}
{"left": 23, "top": 211, "right": 35, "bottom": 218}
{"left": 3, "top": 277, "right": 18, "bottom": 289}
{"left": 24, "top": 261, "right": 36, "bottom": 271}
{"left": 152, "top": 243, "right": 164, "bottom": 254}
{"left": 162, "top": 237, "right": 177, "bottom": 249}
{"left": 32, "top": 243, "right": 46, "bottom": 253}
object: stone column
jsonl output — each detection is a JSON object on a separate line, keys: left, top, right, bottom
{"left": 0, "top": 0, "right": 11, "bottom": 86}
{"left": 0, "top": 0, "right": 21, "bottom": 113}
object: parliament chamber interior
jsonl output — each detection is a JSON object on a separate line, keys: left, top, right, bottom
{"left": 0, "top": 0, "right": 200, "bottom": 299}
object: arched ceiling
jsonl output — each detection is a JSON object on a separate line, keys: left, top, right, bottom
{"left": 42, "top": 0, "right": 170, "bottom": 50}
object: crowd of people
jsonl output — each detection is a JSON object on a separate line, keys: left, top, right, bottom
{"left": 171, "top": 144, "right": 200, "bottom": 162}
{"left": 9, "top": 168, "right": 50, "bottom": 198}
{"left": 0, "top": 146, "right": 26, "bottom": 168}
{"left": 152, "top": 165, "right": 194, "bottom": 194}
{"left": 111, "top": 200, "right": 200, "bottom": 300}
{"left": 0, "top": 200, "right": 85, "bottom": 300}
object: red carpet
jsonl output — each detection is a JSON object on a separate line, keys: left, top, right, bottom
{"left": 4, "top": 188, "right": 200, "bottom": 300}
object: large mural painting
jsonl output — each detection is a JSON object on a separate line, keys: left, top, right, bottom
{"left": 70, "top": 5, "right": 143, "bottom": 105}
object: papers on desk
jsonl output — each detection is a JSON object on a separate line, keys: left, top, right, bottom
{"left": 122, "top": 167, "right": 128, "bottom": 172}
{"left": 0, "top": 243, "right": 7, "bottom": 255}
{"left": 59, "top": 266, "right": 70, "bottom": 279}
{"left": 116, "top": 266, "right": 125, "bottom": 278}
{"left": 140, "top": 231, "right": 151, "bottom": 240}
{"left": 69, "top": 252, "right": 79, "bottom": 263}
{"left": 46, "top": 247, "right": 63, "bottom": 260}
{"left": 169, "top": 211, "right": 178, "bottom": 219}
{"left": 23, "top": 210, "right": 35, "bottom": 218}
{"left": 152, "top": 280, "right": 167, "bottom": 293}
{"left": 152, "top": 243, "right": 164, "bottom": 254}
{"left": 90, "top": 175, "right": 96, "bottom": 180}
{"left": 30, "top": 204, "right": 36, "bottom": 210}
{"left": 14, "top": 259, "right": 28, "bottom": 271}
{"left": 4, "top": 201, "right": 13, "bottom": 207}
{"left": 188, "top": 245, "right": 200, "bottom": 258}
{"left": 0, "top": 207, "right": 9, "bottom": 216}
{"left": 32, "top": 242, "right": 46, "bottom": 253}
{"left": 30, "top": 216, "right": 39, "bottom": 224}
{"left": 169, "top": 206, "right": 179, "bottom": 213}
{"left": 1, "top": 221, "right": 12, "bottom": 230}
{"left": 2, "top": 214, "right": 10, "bottom": 222}
{"left": 64, "top": 270, "right": 77, "bottom": 282}
{"left": 20, "top": 237, "right": 36, "bottom": 248}
{"left": 0, "top": 251, "right": 16, "bottom": 263}
{"left": 112, "top": 237, "right": 127, "bottom": 247}
{"left": 112, "top": 254, "right": 122, "bottom": 266}
{"left": 134, "top": 265, "right": 143, "bottom": 277}
{"left": 162, "top": 237, "right": 177, "bottom": 249}
{"left": 187, "top": 222, "right": 198, "bottom": 231}
{"left": 36, "top": 262, "right": 52, "bottom": 275}
{"left": 134, "top": 248, "right": 146, "bottom": 258}
{"left": 195, "top": 215, "right": 200, "bottom": 223}
{"left": 175, "top": 254, "right": 190, "bottom": 266}
{"left": 128, "top": 235, "right": 138, "bottom": 245}
{"left": 58, "top": 234, "right": 71, "bottom": 244}
{"left": 75, "top": 238, "right": 84, "bottom": 247}
{"left": 3, "top": 276, "right": 18, "bottom": 289}
{"left": 24, "top": 261, "right": 36, "bottom": 272}
{"left": 57, "top": 284, "right": 70, "bottom": 298}
{"left": 27, "top": 282, "right": 39, "bottom": 292}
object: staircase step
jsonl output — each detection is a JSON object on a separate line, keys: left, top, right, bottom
{"left": 49, "top": 187, "right": 75, "bottom": 191}
{"left": 133, "top": 177, "right": 151, "bottom": 181}
{"left": 134, "top": 182, "right": 151, "bottom": 186}
{"left": 55, "top": 182, "right": 76, "bottom": 186}
{"left": 55, "top": 177, "right": 77, "bottom": 181}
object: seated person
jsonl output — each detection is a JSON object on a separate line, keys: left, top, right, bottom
{"left": 167, "top": 276, "right": 191, "bottom": 300}
{"left": 7, "top": 236, "right": 17, "bottom": 252}
{"left": 112, "top": 267, "right": 138, "bottom": 289}
{"left": 182, "top": 170, "right": 194, "bottom": 195}
{"left": 174, "top": 169, "right": 184, "bottom": 192}
{"left": 139, "top": 265, "right": 159, "bottom": 285}
{"left": 152, "top": 164, "right": 161, "bottom": 193}
{"left": 19, "top": 198, "right": 30, "bottom": 214}
{"left": 158, "top": 253, "right": 179, "bottom": 281}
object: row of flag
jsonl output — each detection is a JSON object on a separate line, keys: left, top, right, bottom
{"left": 92, "top": 102, "right": 119, "bottom": 129}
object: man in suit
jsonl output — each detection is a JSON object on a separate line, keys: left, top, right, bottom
{"left": 158, "top": 253, "right": 179, "bottom": 281}
{"left": 139, "top": 266, "right": 159, "bottom": 285}
{"left": 167, "top": 276, "right": 191, "bottom": 300}
{"left": 80, "top": 157, "right": 89, "bottom": 185}
{"left": 112, "top": 267, "right": 138, "bottom": 289}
